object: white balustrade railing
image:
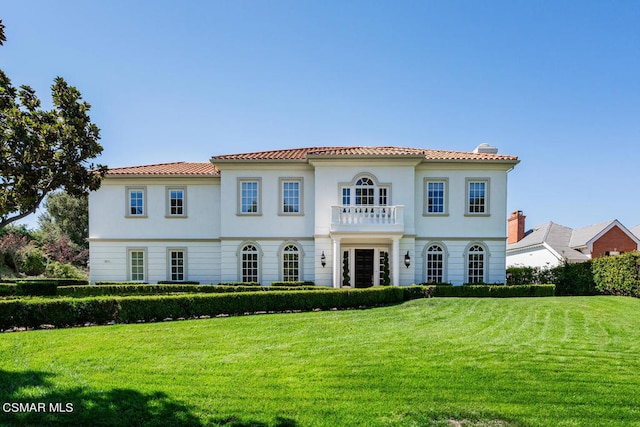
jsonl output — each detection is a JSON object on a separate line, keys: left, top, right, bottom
{"left": 331, "top": 205, "right": 404, "bottom": 227}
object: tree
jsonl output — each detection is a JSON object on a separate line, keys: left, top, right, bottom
{"left": 0, "top": 22, "right": 106, "bottom": 229}
{"left": 38, "top": 191, "right": 89, "bottom": 249}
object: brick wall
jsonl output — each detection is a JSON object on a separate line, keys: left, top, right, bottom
{"left": 591, "top": 225, "right": 638, "bottom": 258}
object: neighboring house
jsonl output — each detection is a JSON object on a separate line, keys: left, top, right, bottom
{"left": 632, "top": 225, "right": 640, "bottom": 241}
{"left": 506, "top": 211, "right": 640, "bottom": 268}
{"left": 89, "top": 145, "right": 519, "bottom": 286}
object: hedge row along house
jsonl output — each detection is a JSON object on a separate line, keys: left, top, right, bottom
{"left": 88, "top": 145, "right": 519, "bottom": 286}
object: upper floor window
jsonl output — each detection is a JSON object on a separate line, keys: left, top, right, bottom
{"left": 466, "top": 178, "right": 490, "bottom": 215}
{"left": 424, "top": 178, "right": 448, "bottom": 215}
{"left": 126, "top": 187, "right": 146, "bottom": 217}
{"left": 166, "top": 187, "right": 187, "bottom": 217}
{"left": 340, "top": 174, "right": 390, "bottom": 206}
{"left": 238, "top": 178, "right": 261, "bottom": 215}
{"left": 280, "top": 178, "right": 303, "bottom": 215}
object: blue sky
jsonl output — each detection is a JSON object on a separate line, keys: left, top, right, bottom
{"left": 2, "top": 0, "right": 639, "bottom": 231}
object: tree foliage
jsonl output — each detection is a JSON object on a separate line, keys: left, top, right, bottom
{"left": 39, "top": 191, "right": 88, "bottom": 248}
{"left": 0, "top": 22, "right": 106, "bottom": 228}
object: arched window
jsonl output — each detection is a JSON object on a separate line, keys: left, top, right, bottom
{"left": 467, "top": 244, "right": 485, "bottom": 283}
{"left": 341, "top": 174, "right": 389, "bottom": 206}
{"left": 282, "top": 244, "right": 300, "bottom": 282}
{"left": 241, "top": 244, "right": 260, "bottom": 283}
{"left": 425, "top": 244, "right": 444, "bottom": 283}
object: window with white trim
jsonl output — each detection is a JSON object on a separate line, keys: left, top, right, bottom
{"left": 241, "top": 244, "right": 260, "bottom": 282}
{"left": 167, "top": 187, "right": 186, "bottom": 217}
{"left": 467, "top": 244, "right": 485, "bottom": 283}
{"left": 282, "top": 244, "right": 300, "bottom": 282}
{"left": 129, "top": 249, "right": 146, "bottom": 282}
{"left": 424, "top": 179, "right": 447, "bottom": 215}
{"left": 340, "top": 174, "right": 390, "bottom": 206}
{"left": 126, "top": 187, "right": 146, "bottom": 217}
{"left": 426, "top": 244, "right": 444, "bottom": 283}
{"left": 238, "top": 179, "right": 261, "bottom": 214}
{"left": 169, "top": 249, "right": 185, "bottom": 281}
{"left": 280, "top": 178, "right": 303, "bottom": 215}
{"left": 466, "top": 179, "right": 489, "bottom": 214}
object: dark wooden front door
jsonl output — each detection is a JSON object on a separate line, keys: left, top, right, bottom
{"left": 354, "top": 249, "right": 374, "bottom": 288}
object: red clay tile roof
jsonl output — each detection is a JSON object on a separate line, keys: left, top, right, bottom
{"left": 106, "top": 162, "right": 219, "bottom": 176}
{"left": 211, "top": 146, "right": 518, "bottom": 162}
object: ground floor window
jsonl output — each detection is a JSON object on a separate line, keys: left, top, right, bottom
{"left": 282, "top": 244, "right": 300, "bottom": 282}
{"left": 129, "top": 249, "right": 145, "bottom": 282}
{"left": 426, "top": 244, "right": 444, "bottom": 283}
{"left": 467, "top": 244, "right": 485, "bottom": 283}
{"left": 241, "top": 244, "right": 260, "bottom": 282}
{"left": 169, "top": 250, "right": 185, "bottom": 281}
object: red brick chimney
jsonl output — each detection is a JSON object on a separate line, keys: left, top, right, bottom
{"left": 508, "top": 210, "right": 526, "bottom": 244}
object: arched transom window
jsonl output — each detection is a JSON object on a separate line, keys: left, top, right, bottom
{"left": 341, "top": 174, "right": 389, "bottom": 206}
{"left": 241, "top": 244, "right": 260, "bottom": 283}
{"left": 467, "top": 244, "right": 485, "bottom": 283}
{"left": 282, "top": 244, "right": 300, "bottom": 282}
{"left": 425, "top": 244, "right": 444, "bottom": 283}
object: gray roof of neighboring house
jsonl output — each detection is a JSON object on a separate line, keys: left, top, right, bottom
{"left": 509, "top": 218, "right": 640, "bottom": 262}
{"left": 569, "top": 220, "right": 617, "bottom": 248}
{"left": 507, "top": 221, "right": 589, "bottom": 262}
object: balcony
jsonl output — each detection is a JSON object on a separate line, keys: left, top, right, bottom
{"left": 330, "top": 205, "right": 404, "bottom": 234}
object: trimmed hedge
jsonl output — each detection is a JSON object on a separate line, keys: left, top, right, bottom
{"left": 19, "top": 278, "right": 89, "bottom": 286}
{"left": 57, "top": 284, "right": 322, "bottom": 298}
{"left": 271, "top": 281, "right": 315, "bottom": 287}
{"left": 432, "top": 284, "right": 555, "bottom": 298}
{"left": 16, "top": 280, "right": 58, "bottom": 296}
{"left": 592, "top": 251, "right": 640, "bottom": 297}
{"left": 0, "top": 287, "right": 405, "bottom": 329}
{"left": 218, "top": 282, "right": 260, "bottom": 286}
{"left": 0, "top": 284, "right": 16, "bottom": 296}
{"left": 95, "top": 281, "right": 149, "bottom": 286}
{"left": 157, "top": 280, "right": 200, "bottom": 285}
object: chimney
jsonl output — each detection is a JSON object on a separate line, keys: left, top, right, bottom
{"left": 508, "top": 210, "right": 526, "bottom": 244}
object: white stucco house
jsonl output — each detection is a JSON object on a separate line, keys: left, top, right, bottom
{"left": 88, "top": 145, "right": 519, "bottom": 287}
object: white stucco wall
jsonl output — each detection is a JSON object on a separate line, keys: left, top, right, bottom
{"left": 89, "top": 240, "right": 221, "bottom": 283}
{"left": 506, "top": 246, "right": 562, "bottom": 268}
{"left": 89, "top": 156, "right": 514, "bottom": 285}
{"left": 89, "top": 177, "right": 220, "bottom": 239}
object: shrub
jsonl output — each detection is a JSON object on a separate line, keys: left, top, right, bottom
{"left": 95, "top": 281, "right": 149, "bottom": 285}
{"left": 507, "top": 266, "right": 555, "bottom": 286}
{"left": 270, "top": 281, "right": 315, "bottom": 287}
{"left": 218, "top": 282, "right": 260, "bottom": 286}
{"left": 57, "top": 284, "right": 324, "bottom": 298}
{"left": 432, "top": 284, "right": 555, "bottom": 298}
{"left": 552, "top": 261, "right": 596, "bottom": 296}
{"left": 592, "top": 251, "right": 640, "bottom": 297}
{"left": 15, "top": 280, "right": 58, "bottom": 296}
{"left": 0, "top": 284, "right": 16, "bottom": 296}
{"left": 0, "top": 287, "right": 408, "bottom": 329}
{"left": 157, "top": 281, "right": 200, "bottom": 285}
{"left": 45, "top": 261, "right": 88, "bottom": 281}
{"left": 18, "top": 247, "right": 48, "bottom": 276}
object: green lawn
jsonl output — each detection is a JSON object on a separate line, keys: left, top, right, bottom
{"left": 1, "top": 296, "right": 639, "bottom": 426}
